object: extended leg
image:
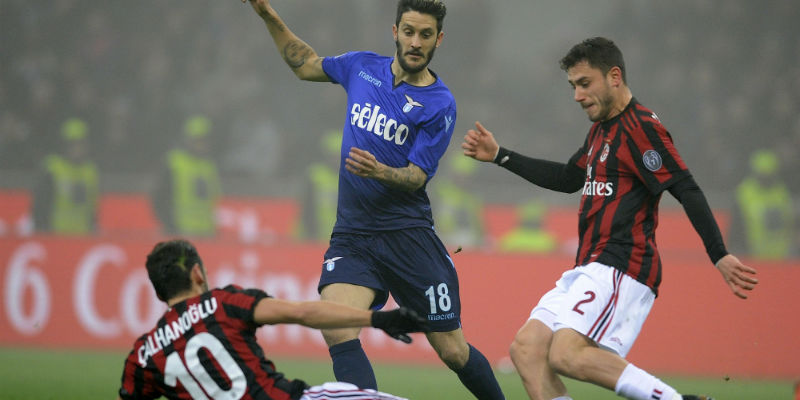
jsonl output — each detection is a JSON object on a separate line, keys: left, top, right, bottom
{"left": 509, "top": 318, "right": 568, "bottom": 400}
{"left": 427, "top": 329, "right": 505, "bottom": 400}
{"left": 548, "top": 327, "right": 680, "bottom": 400}
{"left": 320, "top": 283, "right": 377, "bottom": 389}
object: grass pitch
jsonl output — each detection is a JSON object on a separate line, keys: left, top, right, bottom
{"left": 0, "top": 347, "right": 793, "bottom": 399}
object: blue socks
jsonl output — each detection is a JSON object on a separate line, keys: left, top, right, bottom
{"left": 328, "top": 339, "right": 377, "bottom": 390}
{"left": 329, "top": 339, "right": 504, "bottom": 399}
{"left": 453, "top": 344, "right": 505, "bottom": 400}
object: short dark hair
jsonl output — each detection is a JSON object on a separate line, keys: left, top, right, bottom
{"left": 560, "top": 37, "right": 627, "bottom": 83}
{"left": 395, "top": 0, "right": 447, "bottom": 34}
{"left": 145, "top": 239, "right": 203, "bottom": 301}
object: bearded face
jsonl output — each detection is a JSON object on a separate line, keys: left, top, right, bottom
{"left": 395, "top": 38, "right": 437, "bottom": 74}
{"left": 393, "top": 11, "right": 442, "bottom": 75}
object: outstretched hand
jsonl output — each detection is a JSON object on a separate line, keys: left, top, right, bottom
{"left": 461, "top": 121, "right": 499, "bottom": 162}
{"left": 371, "top": 307, "right": 430, "bottom": 344}
{"left": 715, "top": 254, "right": 758, "bottom": 299}
{"left": 246, "top": 0, "right": 270, "bottom": 17}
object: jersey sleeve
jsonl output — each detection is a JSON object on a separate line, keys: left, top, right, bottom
{"left": 218, "top": 285, "right": 271, "bottom": 326}
{"left": 322, "top": 51, "right": 372, "bottom": 88}
{"left": 569, "top": 146, "right": 587, "bottom": 170}
{"left": 118, "top": 337, "right": 160, "bottom": 400}
{"left": 407, "top": 101, "right": 456, "bottom": 181}
{"left": 623, "top": 116, "right": 690, "bottom": 194}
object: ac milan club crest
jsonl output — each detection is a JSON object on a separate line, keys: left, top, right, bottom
{"left": 599, "top": 143, "right": 610, "bottom": 162}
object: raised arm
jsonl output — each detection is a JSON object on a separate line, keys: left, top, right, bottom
{"left": 247, "top": 0, "right": 329, "bottom": 82}
{"left": 252, "top": 298, "right": 429, "bottom": 343}
{"left": 462, "top": 121, "right": 585, "bottom": 193}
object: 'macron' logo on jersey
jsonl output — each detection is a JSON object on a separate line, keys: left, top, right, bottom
{"left": 350, "top": 102, "right": 410, "bottom": 145}
{"left": 582, "top": 165, "right": 614, "bottom": 196}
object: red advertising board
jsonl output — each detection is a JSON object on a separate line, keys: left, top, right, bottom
{"left": 1, "top": 237, "right": 797, "bottom": 379}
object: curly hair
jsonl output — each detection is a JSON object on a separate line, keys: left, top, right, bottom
{"left": 395, "top": 0, "right": 447, "bottom": 34}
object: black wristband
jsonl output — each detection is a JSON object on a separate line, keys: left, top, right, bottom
{"left": 494, "top": 147, "right": 512, "bottom": 165}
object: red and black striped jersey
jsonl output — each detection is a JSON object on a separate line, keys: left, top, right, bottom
{"left": 569, "top": 98, "right": 689, "bottom": 294}
{"left": 119, "top": 285, "right": 307, "bottom": 400}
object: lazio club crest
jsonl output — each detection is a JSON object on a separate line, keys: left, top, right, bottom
{"left": 403, "top": 94, "right": 423, "bottom": 113}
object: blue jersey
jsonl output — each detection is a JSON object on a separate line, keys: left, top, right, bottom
{"left": 322, "top": 51, "right": 456, "bottom": 232}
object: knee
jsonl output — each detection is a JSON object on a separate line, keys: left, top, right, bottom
{"left": 510, "top": 327, "right": 549, "bottom": 366}
{"left": 434, "top": 341, "right": 470, "bottom": 370}
{"left": 510, "top": 335, "right": 533, "bottom": 365}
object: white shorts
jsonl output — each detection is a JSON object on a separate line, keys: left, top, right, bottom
{"left": 301, "top": 382, "right": 408, "bottom": 400}
{"left": 529, "top": 262, "right": 655, "bottom": 357}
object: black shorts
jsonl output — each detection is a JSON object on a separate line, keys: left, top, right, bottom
{"left": 318, "top": 227, "right": 462, "bottom": 332}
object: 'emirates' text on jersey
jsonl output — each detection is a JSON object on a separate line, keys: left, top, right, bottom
{"left": 322, "top": 52, "right": 456, "bottom": 232}
{"left": 119, "top": 285, "right": 307, "bottom": 400}
{"left": 569, "top": 98, "right": 689, "bottom": 293}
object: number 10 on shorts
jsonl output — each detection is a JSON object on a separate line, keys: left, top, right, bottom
{"left": 425, "top": 283, "right": 452, "bottom": 314}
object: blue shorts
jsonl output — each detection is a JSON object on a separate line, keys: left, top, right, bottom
{"left": 318, "top": 227, "right": 462, "bottom": 332}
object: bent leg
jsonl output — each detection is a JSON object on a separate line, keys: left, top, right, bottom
{"left": 320, "top": 283, "right": 377, "bottom": 389}
{"left": 509, "top": 319, "right": 567, "bottom": 400}
{"left": 548, "top": 328, "right": 678, "bottom": 400}
{"left": 548, "top": 327, "right": 627, "bottom": 390}
{"left": 427, "top": 329, "right": 505, "bottom": 400}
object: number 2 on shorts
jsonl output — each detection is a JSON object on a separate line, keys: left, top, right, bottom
{"left": 572, "top": 290, "right": 596, "bottom": 315}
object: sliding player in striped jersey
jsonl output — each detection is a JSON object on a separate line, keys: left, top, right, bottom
{"left": 117, "top": 239, "right": 427, "bottom": 400}
{"left": 462, "top": 37, "right": 758, "bottom": 400}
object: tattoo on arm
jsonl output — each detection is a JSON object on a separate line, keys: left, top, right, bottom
{"left": 283, "top": 40, "right": 312, "bottom": 69}
{"left": 264, "top": 14, "right": 286, "bottom": 33}
{"left": 377, "top": 165, "right": 425, "bottom": 191}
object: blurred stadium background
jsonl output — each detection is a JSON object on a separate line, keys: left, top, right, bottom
{"left": 3, "top": 0, "right": 799, "bottom": 200}
{"left": 1, "top": 0, "right": 799, "bottom": 399}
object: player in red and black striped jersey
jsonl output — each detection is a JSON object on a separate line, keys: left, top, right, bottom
{"left": 118, "top": 239, "right": 428, "bottom": 400}
{"left": 462, "top": 37, "right": 757, "bottom": 400}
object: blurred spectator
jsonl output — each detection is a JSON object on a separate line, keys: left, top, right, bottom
{"left": 730, "top": 149, "right": 795, "bottom": 260}
{"left": 431, "top": 156, "right": 484, "bottom": 249}
{"left": 295, "top": 130, "right": 341, "bottom": 243}
{"left": 0, "top": 110, "right": 35, "bottom": 170}
{"left": 497, "top": 200, "right": 558, "bottom": 254}
{"left": 2, "top": 0, "right": 799, "bottom": 202}
{"left": 152, "top": 115, "right": 222, "bottom": 237}
{"left": 32, "top": 118, "right": 99, "bottom": 235}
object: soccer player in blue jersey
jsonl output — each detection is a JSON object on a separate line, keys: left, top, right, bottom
{"left": 245, "top": 0, "right": 505, "bottom": 399}
{"left": 462, "top": 37, "right": 758, "bottom": 400}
